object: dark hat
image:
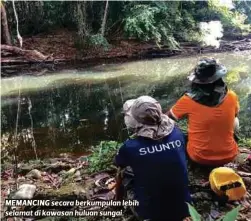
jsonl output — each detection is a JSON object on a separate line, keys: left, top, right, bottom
{"left": 188, "top": 58, "right": 227, "bottom": 84}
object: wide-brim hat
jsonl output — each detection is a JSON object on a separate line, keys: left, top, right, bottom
{"left": 123, "top": 96, "right": 175, "bottom": 140}
{"left": 188, "top": 58, "right": 227, "bottom": 84}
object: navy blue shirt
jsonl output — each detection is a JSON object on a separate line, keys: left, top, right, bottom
{"left": 115, "top": 126, "right": 191, "bottom": 221}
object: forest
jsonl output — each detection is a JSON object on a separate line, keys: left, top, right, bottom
{"left": 1, "top": 0, "right": 251, "bottom": 65}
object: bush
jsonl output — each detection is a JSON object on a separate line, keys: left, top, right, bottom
{"left": 86, "top": 34, "right": 110, "bottom": 51}
{"left": 74, "top": 34, "right": 110, "bottom": 53}
{"left": 87, "top": 140, "right": 122, "bottom": 173}
{"left": 123, "top": 4, "right": 180, "bottom": 49}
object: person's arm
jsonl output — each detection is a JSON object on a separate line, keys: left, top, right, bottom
{"left": 114, "top": 144, "right": 128, "bottom": 168}
{"left": 114, "top": 144, "right": 128, "bottom": 201}
{"left": 115, "top": 167, "right": 124, "bottom": 201}
{"left": 234, "top": 94, "right": 240, "bottom": 139}
{"left": 235, "top": 95, "right": 240, "bottom": 117}
{"left": 167, "top": 110, "right": 177, "bottom": 121}
{"left": 166, "top": 95, "right": 191, "bottom": 121}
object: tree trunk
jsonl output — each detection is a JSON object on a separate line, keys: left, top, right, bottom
{"left": 101, "top": 0, "right": 109, "bottom": 37}
{"left": 76, "top": 1, "right": 88, "bottom": 39}
{"left": 1, "top": 2, "right": 12, "bottom": 45}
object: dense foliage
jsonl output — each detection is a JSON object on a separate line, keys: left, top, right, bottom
{"left": 3, "top": 0, "right": 251, "bottom": 48}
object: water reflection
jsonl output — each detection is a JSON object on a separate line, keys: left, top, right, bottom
{"left": 1, "top": 51, "right": 251, "bottom": 160}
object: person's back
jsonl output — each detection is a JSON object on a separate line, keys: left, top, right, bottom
{"left": 115, "top": 96, "right": 191, "bottom": 221}
{"left": 168, "top": 58, "right": 239, "bottom": 166}
{"left": 170, "top": 90, "right": 239, "bottom": 165}
{"left": 116, "top": 126, "right": 190, "bottom": 220}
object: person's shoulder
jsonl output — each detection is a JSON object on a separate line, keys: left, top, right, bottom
{"left": 180, "top": 94, "right": 193, "bottom": 102}
{"left": 163, "top": 125, "right": 185, "bottom": 143}
{"left": 124, "top": 136, "right": 140, "bottom": 148}
{"left": 227, "top": 90, "right": 238, "bottom": 98}
{"left": 226, "top": 90, "right": 239, "bottom": 101}
{"left": 171, "top": 94, "right": 193, "bottom": 109}
{"left": 170, "top": 125, "right": 184, "bottom": 137}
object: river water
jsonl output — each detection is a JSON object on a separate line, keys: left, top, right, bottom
{"left": 1, "top": 51, "right": 251, "bottom": 160}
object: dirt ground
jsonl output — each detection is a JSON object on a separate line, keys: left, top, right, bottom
{"left": 1, "top": 148, "right": 251, "bottom": 221}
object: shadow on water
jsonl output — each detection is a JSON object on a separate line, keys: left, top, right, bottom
{"left": 1, "top": 51, "right": 251, "bottom": 160}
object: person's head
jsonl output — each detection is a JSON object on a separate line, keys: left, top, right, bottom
{"left": 122, "top": 96, "right": 174, "bottom": 140}
{"left": 188, "top": 58, "right": 227, "bottom": 85}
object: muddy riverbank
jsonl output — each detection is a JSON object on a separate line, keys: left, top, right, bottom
{"left": 1, "top": 29, "right": 251, "bottom": 77}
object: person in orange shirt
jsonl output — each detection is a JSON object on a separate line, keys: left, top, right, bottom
{"left": 167, "top": 58, "right": 240, "bottom": 166}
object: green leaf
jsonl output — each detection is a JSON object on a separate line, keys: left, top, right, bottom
{"left": 222, "top": 205, "right": 241, "bottom": 221}
{"left": 187, "top": 203, "right": 201, "bottom": 221}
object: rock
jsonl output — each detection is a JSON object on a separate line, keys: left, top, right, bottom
{"left": 74, "top": 170, "right": 82, "bottom": 182}
{"left": 26, "top": 169, "right": 42, "bottom": 179}
{"left": 75, "top": 177, "right": 82, "bottom": 182}
{"left": 66, "top": 168, "right": 76, "bottom": 175}
{"left": 13, "top": 184, "right": 36, "bottom": 199}
{"left": 74, "top": 170, "right": 81, "bottom": 177}
{"left": 49, "top": 158, "right": 58, "bottom": 164}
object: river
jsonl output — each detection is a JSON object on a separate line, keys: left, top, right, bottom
{"left": 1, "top": 51, "right": 251, "bottom": 160}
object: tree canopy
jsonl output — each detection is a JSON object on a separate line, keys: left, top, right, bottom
{"left": 2, "top": 0, "right": 251, "bottom": 49}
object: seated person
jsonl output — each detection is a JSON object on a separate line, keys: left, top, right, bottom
{"left": 114, "top": 95, "right": 191, "bottom": 221}
{"left": 167, "top": 58, "right": 240, "bottom": 166}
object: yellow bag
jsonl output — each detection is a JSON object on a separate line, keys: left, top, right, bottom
{"left": 209, "top": 167, "right": 246, "bottom": 201}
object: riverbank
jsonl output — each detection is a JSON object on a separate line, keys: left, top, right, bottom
{"left": 1, "top": 141, "right": 251, "bottom": 221}
{"left": 1, "top": 29, "right": 251, "bottom": 77}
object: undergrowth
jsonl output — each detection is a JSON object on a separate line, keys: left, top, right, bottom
{"left": 239, "top": 137, "right": 251, "bottom": 148}
{"left": 188, "top": 203, "right": 241, "bottom": 221}
{"left": 87, "top": 140, "right": 122, "bottom": 173}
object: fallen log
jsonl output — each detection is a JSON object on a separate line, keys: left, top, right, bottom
{"left": 1, "top": 57, "right": 67, "bottom": 65}
{"left": 1, "top": 44, "right": 53, "bottom": 61}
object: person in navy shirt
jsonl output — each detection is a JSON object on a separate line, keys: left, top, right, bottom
{"left": 115, "top": 96, "right": 191, "bottom": 221}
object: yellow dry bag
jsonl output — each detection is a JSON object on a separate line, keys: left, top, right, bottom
{"left": 209, "top": 167, "right": 246, "bottom": 201}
